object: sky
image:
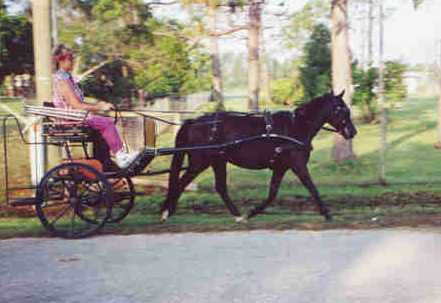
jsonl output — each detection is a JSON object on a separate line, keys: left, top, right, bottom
{"left": 381, "top": 0, "right": 441, "bottom": 65}
{"left": 153, "top": 0, "right": 441, "bottom": 66}
{"left": 6, "top": 0, "right": 441, "bottom": 66}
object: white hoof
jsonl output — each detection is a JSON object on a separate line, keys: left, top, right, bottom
{"left": 160, "top": 210, "right": 169, "bottom": 222}
{"left": 235, "top": 216, "right": 248, "bottom": 224}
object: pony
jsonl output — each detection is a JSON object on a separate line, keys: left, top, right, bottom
{"left": 160, "top": 91, "right": 357, "bottom": 222}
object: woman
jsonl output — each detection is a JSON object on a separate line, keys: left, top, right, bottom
{"left": 52, "top": 44, "right": 140, "bottom": 169}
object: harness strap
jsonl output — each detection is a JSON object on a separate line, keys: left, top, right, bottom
{"left": 263, "top": 110, "right": 273, "bottom": 135}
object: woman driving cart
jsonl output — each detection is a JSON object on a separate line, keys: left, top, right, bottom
{"left": 52, "top": 44, "right": 140, "bottom": 169}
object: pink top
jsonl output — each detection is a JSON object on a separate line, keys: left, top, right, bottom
{"left": 52, "top": 69, "right": 85, "bottom": 109}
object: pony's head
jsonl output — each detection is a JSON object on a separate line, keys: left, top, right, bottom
{"left": 325, "top": 90, "right": 357, "bottom": 140}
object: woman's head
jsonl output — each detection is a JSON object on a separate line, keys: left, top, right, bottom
{"left": 52, "top": 44, "right": 74, "bottom": 71}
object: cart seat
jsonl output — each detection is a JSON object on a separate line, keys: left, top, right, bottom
{"left": 25, "top": 103, "right": 92, "bottom": 143}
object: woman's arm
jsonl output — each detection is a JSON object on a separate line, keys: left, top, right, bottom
{"left": 57, "top": 80, "right": 113, "bottom": 112}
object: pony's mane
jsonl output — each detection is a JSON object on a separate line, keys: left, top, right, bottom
{"left": 295, "top": 94, "right": 331, "bottom": 114}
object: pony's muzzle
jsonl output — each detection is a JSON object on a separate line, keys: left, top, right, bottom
{"left": 343, "top": 125, "right": 357, "bottom": 139}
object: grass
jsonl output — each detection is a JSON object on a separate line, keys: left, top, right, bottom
{"left": 2, "top": 95, "right": 441, "bottom": 238}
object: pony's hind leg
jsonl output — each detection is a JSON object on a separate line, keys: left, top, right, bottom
{"left": 291, "top": 166, "right": 332, "bottom": 221}
{"left": 245, "top": 167, "right": 288, "bottom": 220}
{"left": 211, "top": 160, "right": 241, "bottom": 219}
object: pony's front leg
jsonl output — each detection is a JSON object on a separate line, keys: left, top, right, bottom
{"left": 211, "top": 160, "right": 241, "bottom": 220}
{"left": 244, "top": 167, "right": 288, "bottom": 220}
{"left": 291, "top": 166, "right": 332, "bottom": 221}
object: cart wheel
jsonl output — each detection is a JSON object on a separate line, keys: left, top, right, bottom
{"left": 35, "top": 162, "right": 112, "bottom": 239}
{"left": 106, "top": 176, "right": 135, "bottom": 223}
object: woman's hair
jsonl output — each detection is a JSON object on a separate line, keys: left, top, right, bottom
{"left": 52, "top": 44, "right": 73, "bottom": 69}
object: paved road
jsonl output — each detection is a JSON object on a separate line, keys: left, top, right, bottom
{"left": 1, "top": 229, "right": 441, "bottom": 303}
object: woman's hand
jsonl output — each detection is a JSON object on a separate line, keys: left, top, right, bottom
{"left": 96, "top": 101, "right": 114, "bottom": 112}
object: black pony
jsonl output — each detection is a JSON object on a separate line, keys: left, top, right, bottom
{"left": 160, "top": 91, "right": 357, "bottom": 222}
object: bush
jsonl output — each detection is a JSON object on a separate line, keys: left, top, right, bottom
{"left": 385, "top": 60, "right": 408, "bottom": 104}
{"left": 352, "top": 63, "right": 378, "bottom": 123}
{"left": 271, "top": 78, "right": 304, "bottom": 106}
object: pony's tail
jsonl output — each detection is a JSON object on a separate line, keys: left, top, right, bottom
{"left": 161, "top": 124, "right": 188, "bottom": 217}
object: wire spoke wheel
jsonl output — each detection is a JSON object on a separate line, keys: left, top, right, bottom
{"left": 35, "top": 163, "right": 112, "bottom": 239}
{"left": 106, "top": 176, "right": 135, "bottom": 223}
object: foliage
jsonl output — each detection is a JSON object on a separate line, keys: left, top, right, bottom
{"left": 270, "top": 77, "right": 304, "bottom": 106}
{"left": 299, "top": 23, "right": 331, "bottom": 101}
{"left": 352, "top": 63, "right": 378, "bottom": 123}
{"left": 58, "top": 0, "right": 210, "bottom": 104}
{"left": 80, "top": 60, "right": 135, "bottom": 104}
{"left": 384, "top": 60, "right": 408, "bottom": 104}
{"left": 352, "top": 60, "right": 408, "bottom": 122}
{"left": 0, "top": 6, "right": 33, "bottom": 84}
{"left": 284, "top": 0, "right": 330, "bottom": 55}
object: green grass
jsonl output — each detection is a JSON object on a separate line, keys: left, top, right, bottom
{"left": 2, "top": 95, "right": 441, "bottom": 238}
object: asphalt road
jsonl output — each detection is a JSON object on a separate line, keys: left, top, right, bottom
{"left": 1, "top": 229, "right": 441, "bottom": 303}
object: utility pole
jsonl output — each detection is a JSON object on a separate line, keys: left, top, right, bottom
{"left": 367, "top": 0, "right": 374, "bottom": 68}
{"left": 30, "top": 0, "right": 52, "bottom": 185}
{"left": 378, "top": 1, "right": 387, "bottom": 184}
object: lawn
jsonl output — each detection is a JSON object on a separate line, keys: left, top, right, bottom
{"left": 1, "top": 95, "right": 441, "bottom": 238}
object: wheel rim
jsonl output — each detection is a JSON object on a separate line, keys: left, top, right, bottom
{"left": 107, "top": 177, "right": 135, "bottom": 223}
{"left": 35, "top": 163, "right": 111, "bottom": 238}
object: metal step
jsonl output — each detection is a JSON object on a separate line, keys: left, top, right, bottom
{"left": 10, "top": 197, "right": 37, "bottom": 207}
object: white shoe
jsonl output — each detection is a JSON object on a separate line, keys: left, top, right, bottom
{"left": 115, "top": 150, "right": 141, "bottom": 169}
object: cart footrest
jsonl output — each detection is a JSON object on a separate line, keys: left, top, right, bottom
{"left": 10, "top": 197, "right": 37, "bottom": 207}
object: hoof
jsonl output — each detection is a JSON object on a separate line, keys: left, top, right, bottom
{"left": 235, "top": 216, "right": 248, "bottom": 224}
{"left": 160, "top": 210, "right": 169, "bottom": 223}
{"left": 324, "top": 213, "right": 332, "bottom": 222}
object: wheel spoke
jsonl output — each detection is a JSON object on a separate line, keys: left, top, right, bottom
{"left": 36, "top": 162, "right": 111, "bottom": 238}
{"left": 48, "top": 204, "right": 72, "bottom": 226}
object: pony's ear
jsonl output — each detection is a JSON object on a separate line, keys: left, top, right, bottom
{"left": 295, "top": 107, "right": 306, "bottom": 116}
{"left": 338, "top": 90, "right": 345, "bottom": 98}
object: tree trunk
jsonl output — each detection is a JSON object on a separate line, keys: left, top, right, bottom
{"left": 436, "top": 40, "right": 441, "bottom": 148}
{"left": 331, "top": 0, "right": 355, "bottom": 162}
{"left": 207, "top": 4, "right": 224, "bottom": 109}
{"left": 436, "top": 93, "right": 441, "bottom": 147}
{"left": 260, "top": 30, "right": 272, "bottom": 104}
{"left": 247, "top": 0, "right": 262, "bottom": 112}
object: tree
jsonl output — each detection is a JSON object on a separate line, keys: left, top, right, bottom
{"left": 284, "top": 0, "right": 330, "bottom": 56}
{"left": 0, "top": 4, "right": 33, "bottom": 84}
{"left": 352, "top": 63, "right": 378, "bottom": 122}
{"left": 331, "top": 0, "right": 355, "bottom": 162}
{"left": 434, "top": 61, "right": 441, "bottom": 148}
{"left": 247, "top": 0, "right": 262, "bottom": 111}
{"left": 181, "top": 0, "right": 227, "bottom": 108}
{"left": 57, "top": 0, "right": 210, "bottom": 104}
{"left": 299, "top": 23, "right": 331, "bottom": 101}
{"left": 384, "top": 60, "right": 407, "bottom": 104}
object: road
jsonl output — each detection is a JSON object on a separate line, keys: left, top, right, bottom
{"left": 1, "top": 229, "right": 441, "bottom": 303}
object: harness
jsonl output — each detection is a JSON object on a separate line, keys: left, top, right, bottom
{"left": 137, "top": 109, "right": 340, "bottom": 168}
